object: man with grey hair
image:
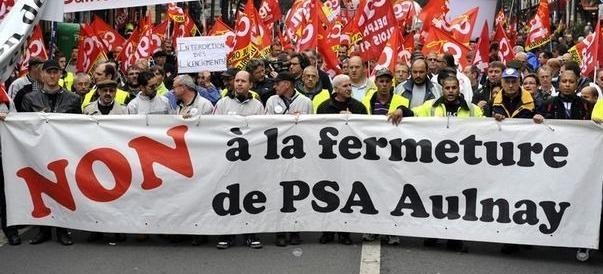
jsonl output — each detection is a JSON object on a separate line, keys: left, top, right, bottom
{"left": 173, "top": 75, "right": 213, "bottom": 118}
{"left": 316, "top": 74, "right": 367, "bottom": 115}
{"left": 73, "top": 73, "right": 92, "bottom": 99}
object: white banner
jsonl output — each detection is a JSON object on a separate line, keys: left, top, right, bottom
{"left": 2, "top": 114, "right": 603, "bottom": 248}
{"left": 176, "top": 36, "right": 228, "bottom": 73}
{"left": 64, "top": 0, "right": 196, "bottom": 13}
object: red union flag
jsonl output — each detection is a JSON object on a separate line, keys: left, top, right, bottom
{"left": 231, "top": 2, "right": 254, "bottom": 69}
{"left": 568, "top": 22, "right": 600, "bottom": 77}
{"left": 494, "top": 9, "right": 506, "bottom": 30}
{"left": 296, "top": 0, "right": 322, "bottom": 52}
{"left": 208, "top": 17, "right": 235, "bottom": 53}
{"left": 258, "top": 0, "right": 281, "bottom": 26}
{"left": 373, "top": 30, "right": 402, "bottom": 74}
{"left": 494, "top": 23, "right": 515, "bottom": 63}
{"left": 473, "top": 21, "right": 490, "bottom": 73}
{"left": 19, "top": 24, "right": 48, "bottom": 77}
{"left": 134, "top": 20, "right": 169, "bottom": 62}
{"left": 353, "top": 0, "right": 398, "bottom": 61}
{"left": 285, "top": 0, "right": 311, "bottom": 44}
{"left": 91, "top": 16, "right": 126, "bottom": 52}
{"left": 524, "top": 0, "right": 551, "bottom": 51}
{"left": 399, "top": 32, "right": 415, "bottom": 66}
{"left": 422, "top": 26, "right": 471, "bottom": 68}
{"left": 116, "top": 17, "right": 149, "bottom": 73}
{"left": 393, "top": 0, "right": 419, "bottom": 30}
{"left": 77, "top": 24, "right": 107, "bottom": 73}
{"left": 433, "top": 7, "right": 479, "bottom": 45}
{"left": 419, "top": 0, "right": 449, "bottom": 32}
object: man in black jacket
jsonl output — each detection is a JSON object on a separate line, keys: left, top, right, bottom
{"left": 20, "top": 60, "right": 81, "bottom": 246}
{"left": 317, "top": 74, "right": 367, "bottom": 115}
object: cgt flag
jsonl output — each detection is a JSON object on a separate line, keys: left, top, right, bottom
{"left": 76, "top": 24, "right": 107, "bottom": 73}
{"left": 494, "top": 23, "right": 515, "bottom": 64}
{"left": 525, "top": 0, "right": 551, "bottom": 51}
{"left": 473, "top": 21, "right": 490, "bottom": 73}
{"left": 19, "top": 24, "right": 47, "bottom": 77}
{"left": 91, "top": 15, "right": 126, "bottom": 52}
{"left": 422, "top": 26, "right": 471, "bottom": 69}
{"left": 352, "top": 0, "right": 398, "bottom": 61}
{"left": 568, "top": 22, "right": 600, "bottom": 77}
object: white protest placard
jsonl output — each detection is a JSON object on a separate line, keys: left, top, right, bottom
{"left": 176, "top": 36, "right": 228, "bottom": 73}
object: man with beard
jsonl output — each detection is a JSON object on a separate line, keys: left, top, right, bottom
{"left": 127, "top": 71, "right": 173, "bottom": 114}
{"left": 399, "top": 58, "right": 440, "bottom": 108}
{"left": 83, "top": 80, "right": 128, "bottom": 115}
{"left": 247, "top": 58, "right": 275, "bottom": 104}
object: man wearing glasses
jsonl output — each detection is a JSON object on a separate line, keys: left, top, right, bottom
{"left": 127, "top": 71, "right": 173, "bottom": 114}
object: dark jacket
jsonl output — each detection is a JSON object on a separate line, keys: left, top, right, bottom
{"left": 21, "top": 88, "right": 82, "bottom": 114}
{"left": 472, "top": 81, "right": 501, "bottom": 104}
{"left": 318, "top": 69, "right": 333, "bottom": 93}
{"left": 490, "top": 89, "right": 535, "bottom": 119}
{"left": 537, "top": 94, "right": 591, "bottom": 120}
{"left": 254, "top": 77, "right": 275, "bottom": 105}
{"left": 13, "top": 83, "right": 34, "bottom": 112}
{"left": 400, "top": 78, "right": 438, "bottom": 103}
{"left": 316, "top": 94, "right": 367, "bottom": 114}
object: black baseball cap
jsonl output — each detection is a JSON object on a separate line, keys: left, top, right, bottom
{"left": 42, "top": 60, "right": 60, "bottom": 71}
{"left": 274, "top": 71, "right": 295, "bottom": 83}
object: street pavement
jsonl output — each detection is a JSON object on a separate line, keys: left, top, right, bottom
{"left": 1, "top": 229, "right": 602, "bottom": 274}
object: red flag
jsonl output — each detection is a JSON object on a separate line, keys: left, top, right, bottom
{"left": 598, "top": 22, "right": 603, "bottom": 68}
{"left": 19, "top": 24, "right": 48, "bottom": 77}
{"left": 171, "top": 11, "right": 199, "bottom": 46}
{"left": 231, "top": 2, "right": 255, "bottom": 68}
{"left": 473, "top": 21, "right": 490, "bottom": 73}
{"left": 322, "top": 0, "right": 342, "bottom": 23}
{"left": 0, "top": 83, "right": 9, "bottom": 105}
{"left": 419, "top": 0, "right": 449, "bottom": 29}
{"left": 422, "top": 26, "right": 471, "bottom": 68}
{"left": 433, "top": 7, "right": 479, "bottom": 45}
{"left": 393, "top": 0, "right": 419, "bottom": 31}
{"left": 258, "top": 0, "right": 282, "bottom": 26}
{"left": 208, "top": 17, "right": 236, "bottom": 54}
{"left": 284, "top": 0, "right": 310, "bottom": 45}
{"left": 524, "top": 0, "right": 551, "bottom": 51}
{"left": 399, "top": 32, "right": 415, "bottom": 65}
{"left": 351, "top": 0, "right": 397, "bottom": 61}
{"left": 373, "top": 30, "right": 402, "bottom": 74}
{"left": 494, "top": 9, "right": 506, "bottom": 30}
{"left": 77, "top": 24, "right": 107, "bottom": 73}
{"left": 493, "top": 24, "right": 515, "bottom": 63}
{"left": 296, "top": 0, "right": 322, "bottom": 52}
{"left": 134, "top": 20, "right": 169, "bottom": 62}
{"left": 317, "top": 20, "right": 341, "bottom": 77}
{"left": 117, "top": 17, "right": 150, "bottom": 73}
{"left": 0, "top": 0, "right": 14, "bottom": 23}
{"left": 568, "top": 22, "right": 600, "bottom": 77}
{"left": 91, "top": 16, "right": 126, "bottom": 52}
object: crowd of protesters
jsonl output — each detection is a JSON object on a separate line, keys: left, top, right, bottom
{"left": 1, "top": 27, "right": 603, "bottom": 262}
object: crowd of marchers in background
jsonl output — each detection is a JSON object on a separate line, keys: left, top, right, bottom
{"left": 1, "top": 32, "right": 602, "bottom": 263}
